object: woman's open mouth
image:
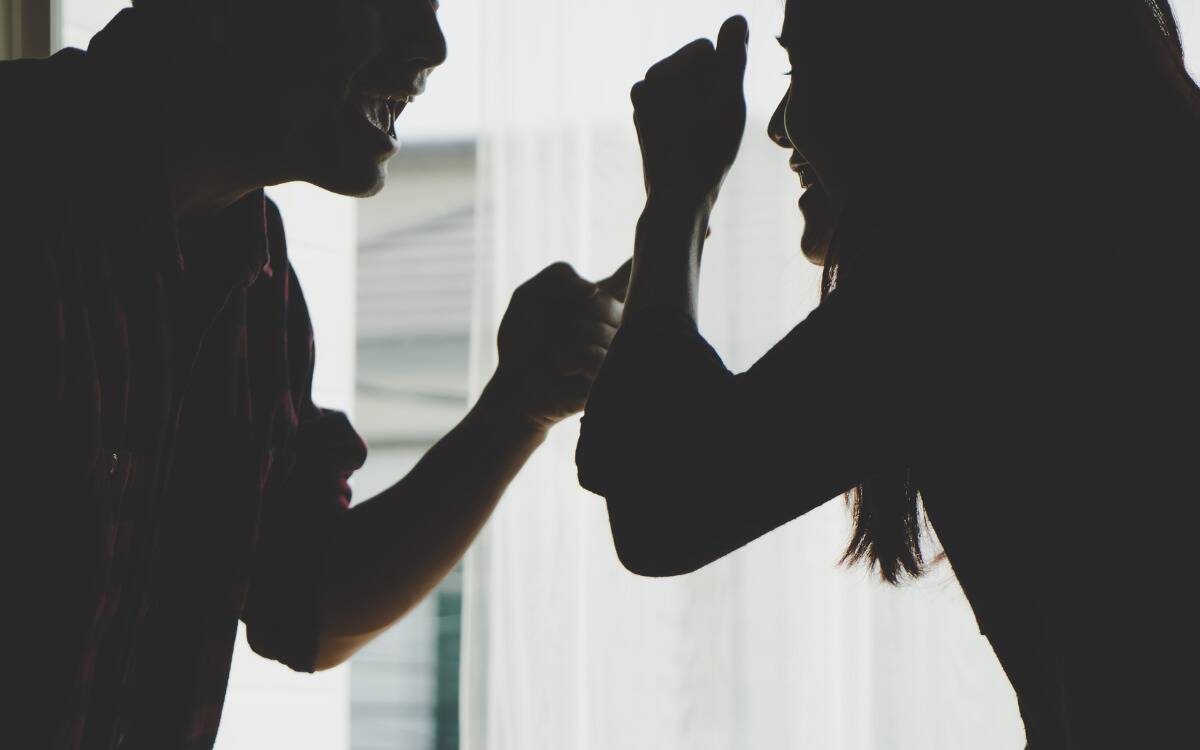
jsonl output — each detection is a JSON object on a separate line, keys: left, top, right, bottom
{"left": 789, "top": 156, "right": 817, "bottom": 190}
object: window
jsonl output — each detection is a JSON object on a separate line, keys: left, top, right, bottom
{"left": 349, "top": 141, "right": 476, "bottom": 750}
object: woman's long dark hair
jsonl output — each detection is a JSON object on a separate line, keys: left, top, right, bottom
{"left": 827, "top": 0, "right": 1199, "bottom": 584}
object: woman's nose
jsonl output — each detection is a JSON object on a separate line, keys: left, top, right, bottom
{"left": 768, "top": 93, "right": 792, "bottom": 149}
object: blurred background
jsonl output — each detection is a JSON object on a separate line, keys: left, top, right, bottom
{"left": 3, "top": 1, "right": 1198, "bottom": 748}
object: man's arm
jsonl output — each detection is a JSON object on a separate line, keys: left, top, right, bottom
{"left": 312, "top": 260, "right": 631, "bottom": 670}
{"left": 313, "top": 373, "right": 542, "bottom": 669}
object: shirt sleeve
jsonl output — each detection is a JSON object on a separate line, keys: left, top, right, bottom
{"left": 576, "top": 272, "right": 917, "bottom": 575}
{"left": 242, "top": 246, "right": 368, "bottom": 672}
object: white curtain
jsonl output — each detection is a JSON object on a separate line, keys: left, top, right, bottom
{"left": 463, "top": 1, "right": 1026, "bottom": 748}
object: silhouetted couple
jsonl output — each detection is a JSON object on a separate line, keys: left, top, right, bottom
{"left": 2, "top": 0, "right": 1196, "bottom": 748}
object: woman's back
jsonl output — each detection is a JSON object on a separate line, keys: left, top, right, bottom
{"left": 842, "top": 157, "right": 1198, "bottom": 741}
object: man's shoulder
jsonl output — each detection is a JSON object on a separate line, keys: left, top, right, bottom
{"left": 1, "top": 50, "right": 88, "bottom": 200}
{"left": 0, "top": 49, "right": 87, "bottom": 129}
{"left": 0, "top": 48, "right": 81, "bottom": 81}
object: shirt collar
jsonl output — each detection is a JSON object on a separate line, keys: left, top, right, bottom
{"left": 82, "top": 7, "right": 271, "bottom": 288}
{"left": 177, "top": 190, "right": 273, "bottom": 290}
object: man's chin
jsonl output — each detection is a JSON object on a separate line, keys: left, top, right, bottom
{"left": 309, "top": 159, "right": 390, "bottom": 198}
{"left": 298, "top": 109, "right": 404, "bottom": 197}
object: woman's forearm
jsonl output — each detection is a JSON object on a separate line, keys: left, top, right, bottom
{"left": 623, "top": 197, "right": 711, "bottom": 322}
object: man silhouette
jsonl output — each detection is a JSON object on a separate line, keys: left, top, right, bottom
{"left": 0, "top": 1, "right": 627, "bottom": 746}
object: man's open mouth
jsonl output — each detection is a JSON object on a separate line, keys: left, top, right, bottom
{"left": 360, "top": 94, "right": 414, "bottom": 139}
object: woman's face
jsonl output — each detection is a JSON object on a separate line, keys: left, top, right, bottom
{"left": 768, "top": 2, "right": 851, "bottom": 264}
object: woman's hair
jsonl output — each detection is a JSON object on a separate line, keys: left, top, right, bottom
{"left": 822, "top": 0, "right": 1200, "bottom": 583}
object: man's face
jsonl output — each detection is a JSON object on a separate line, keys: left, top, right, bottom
{"left": 224, "top": 0, "right": 446, "bottom": 197}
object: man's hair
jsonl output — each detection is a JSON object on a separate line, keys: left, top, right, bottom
{"left": 130, "top": 0, "right": 184, "bottom": 15}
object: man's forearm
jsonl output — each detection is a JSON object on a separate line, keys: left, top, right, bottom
{"left": 312, "top": 372, "right": 546, "bottom": 670}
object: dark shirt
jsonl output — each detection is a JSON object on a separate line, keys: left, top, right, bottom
{"left": 1, "top": 10, "right": 366, "bottom": 749}
{"left": 577, "top": 211, "right": 1197, "bottom": 748}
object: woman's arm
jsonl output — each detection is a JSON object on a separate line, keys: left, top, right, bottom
{"left": 579, "top": 17, "right": 909, "bottom": 576}
{"left": 620, "top": 16, "right": 748, "bottom": 323}
{"left": 578, "top": 280, "right": 898, "bottom": 577}
{"left": 622, "top": 198, "right": 710, "bottom": 322}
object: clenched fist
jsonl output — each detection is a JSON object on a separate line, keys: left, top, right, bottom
{"left": 632, "top": 15, "right": 749, "bottom": 212}
{"left": 494, "top": 260, "right": 632, "bottom": 432}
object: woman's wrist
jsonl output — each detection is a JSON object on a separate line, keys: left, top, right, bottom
{"left": 641, "top": 192, "right": 713, "bottom": 247}
{"left": 636, "top": 198, "right": 711, "bottom": 268}
{"left": 627, "top": 195, "right": 712, "bottom": 321}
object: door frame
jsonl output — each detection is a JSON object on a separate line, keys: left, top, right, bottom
{"left": 2, "top": 0, "right": 57, "bottom": 60}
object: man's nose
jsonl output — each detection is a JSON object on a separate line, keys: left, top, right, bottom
{"left": 768, "top": 94, "right": 791, "bottom": 149}
{"left": 387, "top": 1, "right": 448, "bottom": 71}
{"left": 405, "top": 1, "right": 448, "bottom": 70}
{"left": 410, "top": 14, "right": 448, "bottom": 70}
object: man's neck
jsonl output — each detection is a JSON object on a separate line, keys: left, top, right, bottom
{"left": 163, "top": 94, "right": 284, "bottom": 221}
{"left": 158, "top": 52, "right": 294, "bottom": 221}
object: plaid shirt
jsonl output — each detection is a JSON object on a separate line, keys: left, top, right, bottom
{"left": 1, "top": 9, "right": 366, "bottom": 749}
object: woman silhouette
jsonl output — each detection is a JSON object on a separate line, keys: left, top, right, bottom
{"left": 577, "top": 2, "right": 1199, "bottom": 747}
